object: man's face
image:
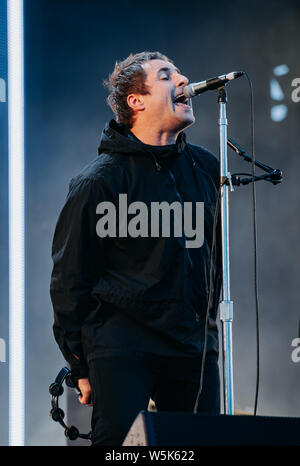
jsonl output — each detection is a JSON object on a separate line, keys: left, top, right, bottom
{"left": 139, "top": 59, "right": 195, "bottom": 133}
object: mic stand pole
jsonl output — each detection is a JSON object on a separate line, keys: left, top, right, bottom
{"left": 217, "top": 86, "right": 234, "bottom": 415}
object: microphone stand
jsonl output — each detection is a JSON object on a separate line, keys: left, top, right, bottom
{"left": 216, "top": 86, "right": 282, "bottom": 416}
{"left": 217, "top": 86, "right": 235, "bottom": 415}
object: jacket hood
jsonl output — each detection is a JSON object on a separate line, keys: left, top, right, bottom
{"left": 98, "top": 119, "right": 188, "bottom": 171}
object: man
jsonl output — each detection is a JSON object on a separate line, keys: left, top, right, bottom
{"left": 50, "top": 51, "right": 222, "bottom": 446}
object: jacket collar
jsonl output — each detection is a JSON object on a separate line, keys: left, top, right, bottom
{"left": 98, "top": 119, "right": 187, "bottom": 160}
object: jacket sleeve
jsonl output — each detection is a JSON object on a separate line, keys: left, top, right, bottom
{"left": 50, "top": 175, "right": 106, "bottom": 379}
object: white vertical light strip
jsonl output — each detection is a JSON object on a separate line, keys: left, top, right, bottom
{"left": 7, "top": 0, "right": 25, "bottom": 446}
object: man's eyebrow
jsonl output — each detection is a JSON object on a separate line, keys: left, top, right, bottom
{"left": 157, "top": 66, "right": 181, "bottom": 75}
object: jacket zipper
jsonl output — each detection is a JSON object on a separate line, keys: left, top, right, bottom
{"left": 168, "top": 167, "right": 200, "bottom": 323}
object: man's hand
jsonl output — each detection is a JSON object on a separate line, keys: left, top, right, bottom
{"left": 77, "top": 378, "right": 92, "bottom": 406}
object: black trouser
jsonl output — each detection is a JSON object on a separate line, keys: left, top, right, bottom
{"left": 88, "top": 351, "right": 220, "bottom": 446}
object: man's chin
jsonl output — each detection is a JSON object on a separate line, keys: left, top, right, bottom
{"left": 176, "top": 114, "right": 195, "bottom": 131}
{"left": 186, "top": 114, "right": 196, "bottom": 127}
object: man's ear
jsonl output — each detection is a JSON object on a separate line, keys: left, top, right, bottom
{"left": 127, "top": 93, "right": 145, "bottom": 112}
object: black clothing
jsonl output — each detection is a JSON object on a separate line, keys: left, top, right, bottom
{"left": 50, "top": 119, "right": 222, "bottom": 379}
{"left": 89, "top": 351, "right": 220, "bottom": 446}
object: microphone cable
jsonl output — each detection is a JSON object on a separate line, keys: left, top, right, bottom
{"left": 243, "top": 71, "right": 260, "bottom": 416}
{"left": 193, "top": 183, "right": 221, "bottom": 413}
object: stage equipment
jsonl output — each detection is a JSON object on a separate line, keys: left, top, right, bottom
{"left": 122, "top": 410, "right": 300, "bottom": 446}
{"left": 49, "top": 367, "right": 92, "bottom": 441}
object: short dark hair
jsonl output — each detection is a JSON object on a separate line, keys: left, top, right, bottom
{"left": 103, "top": 51, "right": 172, "bottom": 128}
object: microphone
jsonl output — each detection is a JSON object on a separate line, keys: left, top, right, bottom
{"left": 183, "top": 71, "right": 244, "bottom": 98}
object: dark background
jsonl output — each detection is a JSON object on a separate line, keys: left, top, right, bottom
{"left": 0, "top": 0, "right": 299, "bottom": 445}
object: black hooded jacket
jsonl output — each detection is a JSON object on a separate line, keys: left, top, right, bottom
{"left": 50, "top": 119, "right": 222, "bottom": 378}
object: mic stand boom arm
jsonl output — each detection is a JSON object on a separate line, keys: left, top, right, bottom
{"left": 227, "top": 138, "right": 283, "bottom": 186}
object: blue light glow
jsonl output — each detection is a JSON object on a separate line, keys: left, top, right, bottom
{"left": 271, "top": 104, "right": 288, "bottom": 122}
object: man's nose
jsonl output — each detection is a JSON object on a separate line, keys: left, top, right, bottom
{"left": 176, "top": 73, "right": 189, "bottom": 88}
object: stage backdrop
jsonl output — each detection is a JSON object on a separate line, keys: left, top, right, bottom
{"left": 0, "top": 0, "right": 299, "bottom": 446}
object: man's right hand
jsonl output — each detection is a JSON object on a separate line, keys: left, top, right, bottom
{"left": 77, "top": 378, "right": 92, "bottom": 406}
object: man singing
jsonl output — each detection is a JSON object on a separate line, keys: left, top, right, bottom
{"left": 50, "top": 51, "right": 222, "bottom": 446}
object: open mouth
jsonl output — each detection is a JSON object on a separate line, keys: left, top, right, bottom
{"left": 173, "top": 93, "right": 191, "bottom": 108}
